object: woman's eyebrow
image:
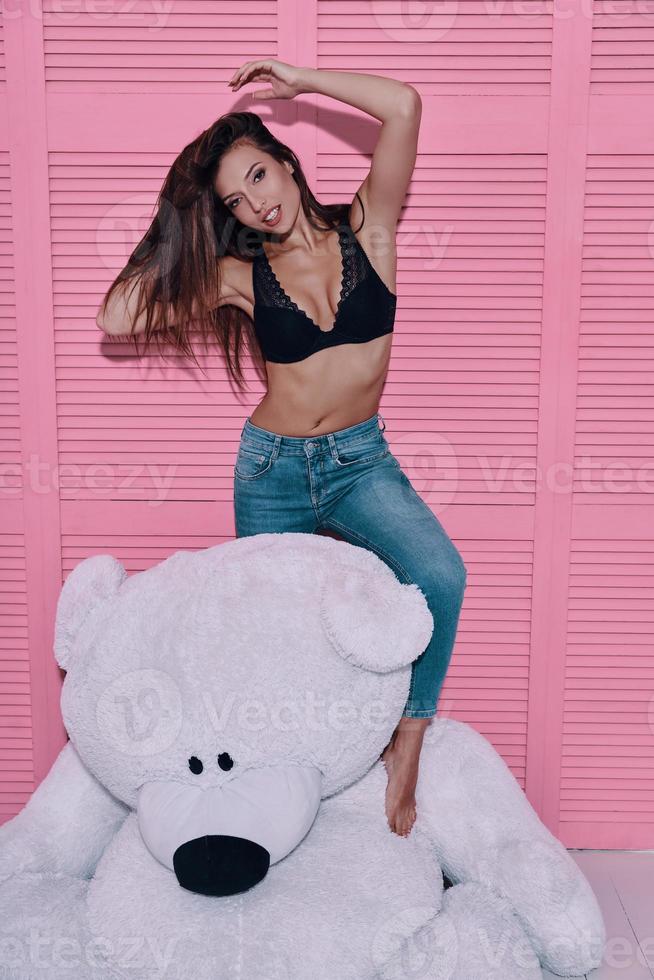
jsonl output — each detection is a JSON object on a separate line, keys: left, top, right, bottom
{"left": 222, "top": 161, "right": 262, "bottom": 202}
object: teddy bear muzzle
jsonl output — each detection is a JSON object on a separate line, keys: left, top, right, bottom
{"left": 137, "top": 762, "right": 323, "bottom": 896}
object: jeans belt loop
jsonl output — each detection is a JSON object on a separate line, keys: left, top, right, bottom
{"left": 378, "top": 414, "right": 386, "bottom": 432}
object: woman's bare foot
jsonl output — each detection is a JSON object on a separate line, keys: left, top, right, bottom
{"left": 380, "top": 715, "right": 432, "bottom": 837}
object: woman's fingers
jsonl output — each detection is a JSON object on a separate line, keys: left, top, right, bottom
{"left": 228, "top": 62, "right": 252, "bottom": 87}
{"left": 231, "top": 69, "right": 257, "bottom": 90}
{"left": 229, "top": 61, "right": 260, "bottom": 87}
{"left": 228, "top": 60, "right": 274, "bottom": 90}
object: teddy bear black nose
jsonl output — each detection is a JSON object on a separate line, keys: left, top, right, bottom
{"left": 217, "top": 752, "right": 233, "bottom": 771}
{"left": 173, "top": 836, "right": 270, "bottom": 896}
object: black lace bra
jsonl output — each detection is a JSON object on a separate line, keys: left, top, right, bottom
{"left": 251, "top": 214, "right": 396, "bottom": 364}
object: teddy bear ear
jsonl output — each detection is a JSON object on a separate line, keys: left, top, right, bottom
{"left": 319, "top": 557, "right": 434, "bottom": 673}
{"left": 54, "top": 554, "right": 127, "bottom": 671}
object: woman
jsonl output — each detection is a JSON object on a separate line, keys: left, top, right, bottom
{"left": 96, "top": 60, "right": 467, "bottom": 838}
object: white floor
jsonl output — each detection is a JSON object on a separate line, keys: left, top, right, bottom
{"left": 542, "top": 850, "right": 654, "bottom": 979}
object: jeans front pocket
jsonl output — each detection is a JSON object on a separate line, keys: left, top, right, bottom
{"left": 333, "top": 433, "right": 389, "bottom": 468}
{"left": 234, "top": 443, "right": 275, "bottom": 481}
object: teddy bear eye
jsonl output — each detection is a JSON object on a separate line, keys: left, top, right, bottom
{"left": 217, "top": 752, "right": 234, "bottom": 772}
{"left": 188, "top": 756, "right": 203, "bottom": 775}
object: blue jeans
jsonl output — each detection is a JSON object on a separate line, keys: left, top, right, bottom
{"left": 233, "top": 411, "right": 467, "bottom": 718}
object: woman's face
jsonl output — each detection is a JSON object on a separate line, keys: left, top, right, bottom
{"left": 214, "top": 143, "right": 298, "bottom": 232}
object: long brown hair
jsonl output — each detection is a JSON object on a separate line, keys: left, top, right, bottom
{"left": 98, "top": 111, "right": 363, "bottom": 390}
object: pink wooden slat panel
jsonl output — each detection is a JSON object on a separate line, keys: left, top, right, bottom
{"left": 0, "top": 153, "right": 20, "bottom": 488}
{"left": 561, "top": 528, "right": 654, "bottom": 847}
{"left": 42, "top": 0, "right": 279, "bottom": 90}
{"left": 317, "top": 0, "right": 555, "bottom": 94}
{"left": 0, "top": 9, "right": 5, "bottom": 88}
{"left": 576, "top": 152, "right": 654, "bottom": 506}
{"left": 436, "top": 534, "right": 534, "bottom": 786}
{"left": 4, "top": 0, "right": 77, "bottom": 825}
{"left": 0, "top": 138, "right": 33, "bottom": 821}
{"left": 62, "top": 533, "right": 233, "bottom": 575}
{"left": 558, "top": 112, "right": 654, "bottom": 845}
{"left": 591, "top": 0, "right": 654, "bottom": 92}
{"left": 0, "top": 538, "right": 34, "bottom": 820}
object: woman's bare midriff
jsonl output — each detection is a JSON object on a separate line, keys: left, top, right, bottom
{"left": 250, "top": 333, "right": 393, "bottom": 436}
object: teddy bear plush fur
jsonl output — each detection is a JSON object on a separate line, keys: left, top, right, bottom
{"left": 0, "top": 533, "right": 605, "bottom": 979}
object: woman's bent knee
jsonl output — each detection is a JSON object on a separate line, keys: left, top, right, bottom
{"left": 423, "top": 550, "right": 467, "bottom": 602}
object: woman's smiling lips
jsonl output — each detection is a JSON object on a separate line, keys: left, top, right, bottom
{"left": 262, "top": 204, "right": 282, "bottom": 226}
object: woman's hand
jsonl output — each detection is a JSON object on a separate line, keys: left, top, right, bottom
{"left": 227, "top": 59, "right": 306, "bottom": 101}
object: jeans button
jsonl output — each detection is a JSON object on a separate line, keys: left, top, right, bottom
{"left": 306, "top": 441, "right": 315, "bottom": 450}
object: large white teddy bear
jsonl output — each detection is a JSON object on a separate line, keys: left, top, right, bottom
{"left": 0, "top": 533, "right": 604, "bottom": 979}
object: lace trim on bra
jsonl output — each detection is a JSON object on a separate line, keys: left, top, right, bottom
{"left": 254, "top": 224, "right": 370, "bottom": 335}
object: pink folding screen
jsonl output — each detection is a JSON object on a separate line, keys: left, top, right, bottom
{"left": 1, "top": 0, "right": 653, "bottom": 847}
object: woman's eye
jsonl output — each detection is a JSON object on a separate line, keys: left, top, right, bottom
{"left": 227, "top": 169, "right": 264, "bottom": 209}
